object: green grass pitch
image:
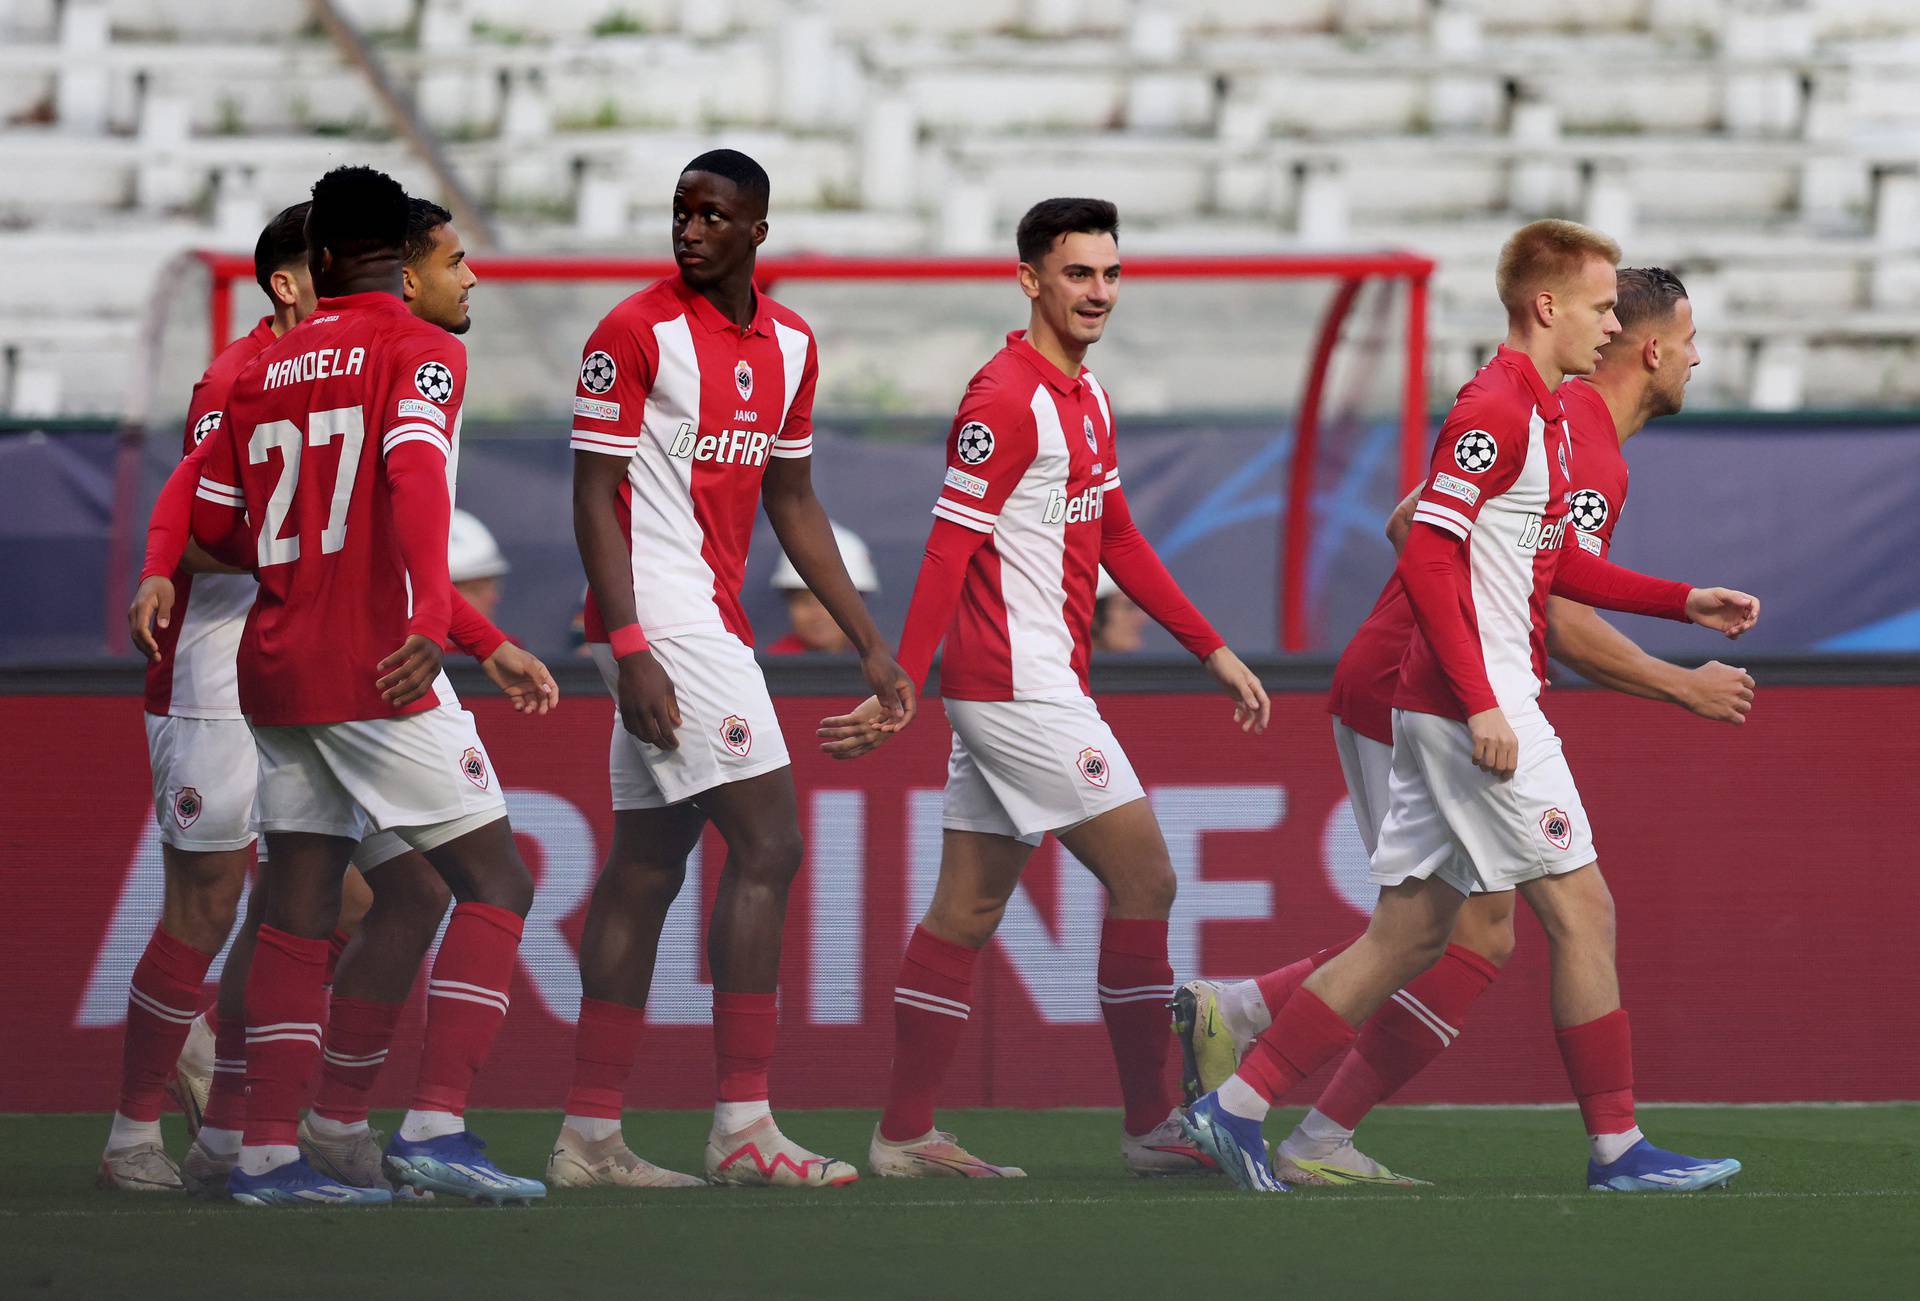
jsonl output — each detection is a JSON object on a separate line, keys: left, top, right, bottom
{"left": 8, "top": 1105, "right": 1915, "bottom": 1299}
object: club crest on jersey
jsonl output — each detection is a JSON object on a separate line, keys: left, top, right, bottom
{"left": 1569, "top": 489, "right": 1610, "bottom": 533}
{"left": 414, "top": 361, "right": 455, "bottom": 403}
{"left": 1077, "top": 747, "right": 1110, "bottom": 788}
{"left": 1454, "top": 429, "right": 1497, "bottom": 473}
{"left": 1082, "top": 414, "right": 1098, "bottom": 452}
{"left": 460, "top": 747, "right": 489, "bottom": 790}
{"left": 720, "top": 715, "right": 753, "bottom": 757}
{"left": 956, "top": 422, "right": 995, "bottom": 465}
{"left": 1540, "top": 807, "right": 1573, "bottom": 851}
{"left": 580, "top": 350, "right": 617, "bottom": 394}
{"left": 172, "top": 787, "right": 202, "bottom": 830}
{"left": 1558, "top": 441, "right": 1570, "bottom": 479}
{"left": 734, "top": 359, "right": 754, "bottom": 401}
{"left": 191, "top": 411, "right": 223, "bottom": 445}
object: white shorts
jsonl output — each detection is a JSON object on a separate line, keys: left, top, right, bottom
{"left": 941, "top": 695, "right": 1147, "bottom": 847}
{"left": 590, "top": 632, "right": 790, "bottom": 810}
{"left": 1370, "top": 707, "right": 1597, "bottom": 895}
{"left": 145, "top": 714, "right": 258, "bottom": 852}
{"left": 252, "top": 703, "right": 507, "bottom": 852}
{"left": 1330, "top": 718, "right": 1393, "bottom": 856}
{"left": 354, "top": 831, "right": 414, "bottom": 871}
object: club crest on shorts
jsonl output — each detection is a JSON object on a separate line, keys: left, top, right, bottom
{"left": 956, "top": 421, "right": 994, "bottom": 465}
{"left": 191, "top": 411, "right": 223, "bottom": 445}
{"left": 413, "top": 361, "right": 455, "bottom": 403}
{"left": 1083, "top": 413, "right": 1098, "bottom": 452}
{"left": 720, "top": 715, "right": 753, "bottom": 757}
{"left": 1077, "top": 746, "right": 1109, "bottom": 789}
{"left": 460, "top": 747, "right": 489, "bottom": 790}
{"left": 734, "top": 358, "right": 754, "bottom": 401}
{"left": 1540, "top": 807, "right": 1573, "bottom": 851}
{"left": 1453, "top": 429, "right": 1497, "bottom": 473}
{"left": 580, "top": 350, "right": 616, "bottom": 394}
{"left": 172, "top": 787, "right": 202, "bottom": 830}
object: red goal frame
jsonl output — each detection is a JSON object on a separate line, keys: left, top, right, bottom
{"left": 193, "top": 250, "right": 1433, "bottom": 653}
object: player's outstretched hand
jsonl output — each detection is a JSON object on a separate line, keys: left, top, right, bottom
{"left": 818, "top": 694, "right": 894, "bottom": 760}
{"left": 482, "top": 643, "right": 560, "bottom": 715}
{"left": 1467, "top": 707, "right": 1519, "bottom": 779}
{"left": 1685, "top": 587, "right": 1760, "bottom": 639}
{"left": 377, "top": 634, "right": 444, "bottom": 707}
{"left": 616, "top": 650, "right": 681, "bottom": 750}
{"left": 859, "top": 648, "right": 917, "bottom": 731}
{"left": 1204, "top": 647, "right": 1270, "bottom": 734}
{"left": 1681, "top": 660, "right": 1755, "bottom": 725}
{"left": 128, "top": 575, "right": 176, "bottom": 663}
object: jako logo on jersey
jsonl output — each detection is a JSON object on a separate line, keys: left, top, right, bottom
{"left": 1077, "top": 747, "right": 1109, "bottom": 788}
{"left": 956, "top": 422, "right": 994, "bottom": 465}
{"left": 581, "top": 350, "right": 617, "bottom": 394}
{"left": 173, "top": 787, "right": 202, "bottom": 830}
{"left": 1082, "top": 413, "right": 1098, "bottom": 452}
{"left": 1044, "top": 484, "right": 1105, "bottom": 525}
{"left": 1454, "top": 429, "right": 1497, "bottom": 473}
{"left": 192, "top": 411, "right": 223, "bottom": 445}
{"left": 414, "top": 361, "right": 455, "bottom": 403}
{"left": 1516, "top": 514, "right": 1567, "bottom": 553}
{"left": 264, "top": 347, "right": 366, "bottom": 390}
{"left": 1569, "top": 489, "right": 1610, "bottom": 532}
{"left": 735, "top": 359, "right": 754, "bottom": 401}
{"left": 460, "top": 747, "right": 489, "bottom": 790}
{"left": 1540, "top": 807, "right": 1573, "bottom": 850}
{"left": 720, "top": 715, "right": 753, "bottom": 757}
{"left": 669, "top": 423, "right": 771, "bottom": 466}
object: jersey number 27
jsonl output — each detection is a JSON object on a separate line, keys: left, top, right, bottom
{"left": 249, "top": 406, "right": 365, "bottom": 568}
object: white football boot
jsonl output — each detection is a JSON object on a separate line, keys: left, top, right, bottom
{"left": 868, "top": 1127, "right": 1026, "bottom": 1179}
{"left": 546, "top": 1126, "right": 705, "bottom": 1188}
{"left": 705, "top": 1115, "right": 858, "bottom": 1188}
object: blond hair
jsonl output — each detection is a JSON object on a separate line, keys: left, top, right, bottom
{"left": 1496, "top": 219, "right": 1622, "bottom": 320}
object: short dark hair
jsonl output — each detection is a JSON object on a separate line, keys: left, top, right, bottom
{"left": 404, "top": 197, "right": 454, "bottom": 266}
{"left": 307, "top": 165, "right": 408, "bottom": 261}
{"left": 1016, "top": 197, "right": 1120, "bottom": 267}
{"left": 1613, "top": 266, "right": 1689, "bottom": 333}
{"left": 681, "top": 148, "right": 770, "bottom": 212}
{"left": 253, "top": 202, "right": 310, "bottom": 298}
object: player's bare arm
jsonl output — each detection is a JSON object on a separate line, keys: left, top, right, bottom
{"left": 1684, "top": 587, "right": 1761, "bottom": 638}
{"left": 480, "top": 643, "right": 560, "bottom": 716}
{"left": 572, "top": 448, "right": 680, "bottom": 748}
{"left": 761, "top": 454, "right": 914, "bottom": 728}
{"left": 1547, "top": 595, "right": 1754, "bottom": 723}
{"left": 128, "top": 575, "right": 176, "bottom": 662}
{"left": 1385, "top": 486, "right": 1421, "bottom": 554}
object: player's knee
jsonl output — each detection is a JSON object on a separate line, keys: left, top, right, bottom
{"left": 369, "top": 866, "right": 453, "bottom": 928}
{"left": 925, "top": 896, "right": 1005, "bottom": 949}
{"left": 733, "top": 825, "right": 805, "bottom": 887}
{"left": 595, "top": 855, "right": 688, "bottom": 911}
{"left": 1110, "top": 860, "right": 1177, "bottom": 919}
{"left": 164, "top": 856, "right": 245, "bottom": 948}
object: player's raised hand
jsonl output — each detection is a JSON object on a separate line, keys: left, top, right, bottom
{"left": 1685, "top": 587, "right": 1760, "bottom": 639}
{"left": 818, "top": 695, "right": 894, "bottom": 759}
{"left": 128, "top": 575, "right": 176, "bottom": 663}
{"left": 1467, "top": 706, "right": 1519, "bottom": 779}
{"left": 616, "top": 650, "right": 682, "bottom": 750}
{"left": 1203, "top": 646, "right": 1270, "bottom": 734}
{"left": 1680, "top": 660, "right": 1755, "bottom": 725}
{"left": 859, "top": 648, "right": 917, "bottom": 730}
{"left": 376, "top": 633, "right": 444, "bottom": 707}
{"left": 482, "top": 642, "right": 560, "bottom": 715}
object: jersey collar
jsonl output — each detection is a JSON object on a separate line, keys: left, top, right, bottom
{"left": 312, "top": 291, "right": 411, "bottom": 317}
{"left": 1494, "top": 344, "right": 1564, "bottom": 425}
{"left": 672, "top": 275, "right": 773, "bottom": 338}
{"left": 246, "top": 316, "right": 278, "bottom": 345}
{"left": 1005, "top": 330, "right": 1083, "bottom": 396}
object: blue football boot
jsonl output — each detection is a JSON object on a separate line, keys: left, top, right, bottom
{"left": 1587, "top": 1138, "right": 1741, "bottom": 1192}
{"left": 228, "top": 1156, "right": 393, "bottom": 1207}
{"left": 1178, "top": 1092, "right": 1289, "bottom": 1193}
{"left": 383, "top": 1129, "right": 547, "bottom": 1205}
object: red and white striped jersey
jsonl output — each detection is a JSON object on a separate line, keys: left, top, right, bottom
{"left": 1396, "top": 346, "right": 1574, "bottom": 720}
{"left": 569, "top": 276, "right": 817, "bottom": 647}
{"left": 190, "top": 292, "right": 468, "bottom": 726}
{"left": 144, "top": 317, "right": 276, "bottom": 718}
{"left": 927, "top": 332, "right": 1119, "bottom": 701}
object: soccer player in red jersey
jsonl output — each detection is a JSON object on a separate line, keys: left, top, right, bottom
{"left": 557, "top": 150, "right": 911, "bottom": 1189}
{"left": 819, "top": 198, "right": 1270, "bottom": 1179}
{"left": 1181, "top": 221, "right": 1759, "bottom": 1194}
{"left": 140, "top": 166, "right": 545, "bottom": 1206}
{"left": 1177, "top": 266, "right": 1760, "bottom": 1186}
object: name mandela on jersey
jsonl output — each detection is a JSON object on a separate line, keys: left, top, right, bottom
{"left": 263, "top": 346, "right": 367, "bottom": 390}
{"left": 1516, "top": 514, "right": 1568, "bottom": 553}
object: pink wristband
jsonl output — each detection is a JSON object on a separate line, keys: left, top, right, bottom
{"left": 608, "top": 623, "right": 649, "bottom": 659}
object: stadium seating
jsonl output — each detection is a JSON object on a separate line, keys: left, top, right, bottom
{"left": 3, "top": 0, "right": 1919, "bottom": 416}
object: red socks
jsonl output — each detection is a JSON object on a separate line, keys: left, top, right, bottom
{"left": 240, "top": 925, "right": 329, "bottom": 1147}
{"left": 879, "top": 926, "right": 978, "bottom": 1142}
{"left": 1255, "top": 935, "right": 1356, "bottom": 1019}
{"left": 311, "top": 997, "right": 403, "bottom": 1125}
{"left": 563, "top": 996, "right": 649, "bottom": 1120}
{"left": 201, "top": 1010, "right": 248, "bottom": 1133}
{"left": 713, "top": 991, "right": 777, "bottom": 1103}
{"left": 117, "top": 927, "right": 215, "bottom": 1122}
{"left": 1315, "top": 943, "right": 1500, "bottom": 1128}
{"left": 1097, "top": 918, "right": 1178, "bottom": 1136}
{"left": 1556, "top": 1008, "right": 1637, "bottom": 1139}
{"left": 411, "top": 902, "right": 522, "bottom": 1116}
{"left": 1238, "top": 988, "right": 1358, "bottom": 1104}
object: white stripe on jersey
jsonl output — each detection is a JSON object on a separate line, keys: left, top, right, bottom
{"left": 769, "top": 321, "right": 812, "bottom": 458}
{"left": 570, "top": 428, "right": 640, "bottom": 455}
{"left": 1469, "top": 406, "right": 1553, "bottom": 712}
{"left": 932, "top": 497, "right": 998, "bottom": 531}
{"left": 994, "top": 385, "right": 1080, "bottom": 699}
{"left": 382, "top": 422, "right": 451, "bottom": 457}
{"left": 626, "top": 315, "right": 724, "bottom": 639}
{"left": 195, "top": 477, "right": 245, "bottom": 506}
{"left": 1413, "top": 501, "right": 1474, "bottom": 538}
